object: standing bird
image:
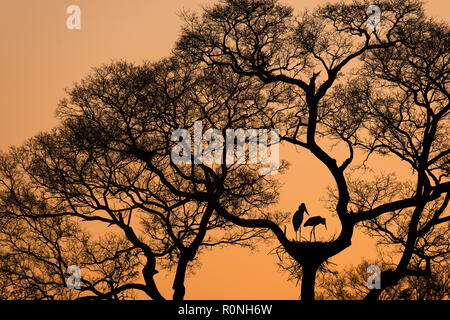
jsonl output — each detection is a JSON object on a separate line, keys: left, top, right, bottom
{"left": 292, "top": 203, "right": 309, "bottom": 241}
{"left": 303, "top": 216, "right": 327, "bottom": 241}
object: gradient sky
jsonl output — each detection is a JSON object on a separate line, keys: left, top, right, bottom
{"left": 0, "top": 0, "right": 448, "bottom": 299}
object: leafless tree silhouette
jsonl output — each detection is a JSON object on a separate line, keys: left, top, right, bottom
{"left": 335, "top": 16, "right": 450, "bottom": 300}
{"left": 0, "top": 57, "right": 287, "bottom": 300}
{"left": 316, "top": 259, "right": 449, "bottom": 300}
{"left": 0, "top": 0, "right": 448, "bottom": 301}
{"left": 176, "top": 0, "right": 449, "bottom": 300}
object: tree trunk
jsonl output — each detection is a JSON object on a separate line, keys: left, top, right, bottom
{"left": 142, "top": 262, "right": 165, "bottom": 301}
{"left": 172, "top": 254, "right": 191, "bottom": 301}
{"left": 301, "top": 264, "right": 318, "bottom": 301}
{"left": 364, "top": 202, "right": 426, "bottom": 301}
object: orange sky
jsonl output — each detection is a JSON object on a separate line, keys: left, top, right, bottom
{"left": 0, "top": 0, "right": 448, "bottom": 299}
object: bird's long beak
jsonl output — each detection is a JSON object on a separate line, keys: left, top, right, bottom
{"left": 306, "top": 209, "right": 309, "bottom": 215}
{"left": 324, "top": 222, "right": 327, "bottom": 230}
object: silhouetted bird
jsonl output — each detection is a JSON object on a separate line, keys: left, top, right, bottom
{"left": 303, "top": 216, "right": 327, "bottom": 241}
{"left": 292, "top": 203, "right": 309, "bottom": 241}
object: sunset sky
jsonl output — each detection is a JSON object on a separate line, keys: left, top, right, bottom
{"left": 0, "top": 0, "right": 448, "bottom": 299}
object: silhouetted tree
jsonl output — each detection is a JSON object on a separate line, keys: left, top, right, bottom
{"left": 0, "top": 57, "right": 287, "bottom": 300}
{"left": 317, "top": 259, "right": 449, "bottom": 300}
{"left": 0, "top": 151, "right": 142, "bottom": 300}
{"left": 176, "top": 0, "right": 449, "bottom": 300}
{"left": 1, "top": 0, "right": 448, "bottom": 302}
{"left": 335, "top": 17, "right": 450, "bottom": 300}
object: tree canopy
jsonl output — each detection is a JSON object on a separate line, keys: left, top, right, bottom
{"left": 0, "top": 0, "right": 448, "bottom": 300}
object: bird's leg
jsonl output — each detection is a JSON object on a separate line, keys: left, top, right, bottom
{"left": 313, "top": 227, "right": 316, "bottom": 242}
{"left": 309, "top": 229, "right": 313, "bottom": 242}
{"left": 299, "top": 227, "right": 301, "bottom": 241}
